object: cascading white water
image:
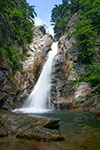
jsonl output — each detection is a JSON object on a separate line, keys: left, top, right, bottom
{"left": 13, "top": 42, "right": 58, "bottom": 113}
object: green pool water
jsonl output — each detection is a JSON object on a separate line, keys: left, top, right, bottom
{"left": 0, "top": 110, "right": 100, "bottom": 150}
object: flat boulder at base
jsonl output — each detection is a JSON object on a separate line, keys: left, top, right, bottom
{"left": 0, "top": 111, "right": 64, "bottom": 142}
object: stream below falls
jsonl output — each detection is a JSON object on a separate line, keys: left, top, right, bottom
{"left": 0, "top": 110, "right": 100, "bottom": 150}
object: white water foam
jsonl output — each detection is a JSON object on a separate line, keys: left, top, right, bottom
{"left": 13, "top": 42, "right": 58, "bottom": 114}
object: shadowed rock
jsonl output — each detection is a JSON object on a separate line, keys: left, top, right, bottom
{"left": 0, "top": 112, "right": 64, "bottom": 141}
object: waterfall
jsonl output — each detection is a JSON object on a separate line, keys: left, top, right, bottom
{"left": 13, "top": 42, "right": 58, "bottom": 113}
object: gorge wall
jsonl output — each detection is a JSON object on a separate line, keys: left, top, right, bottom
{"left": 0, "top": 26, "right": 53, "bottom": 110}
{"left": 0, "top": 14, "right": 100, "bottom": 113}
{"left": 51, "top": 13, "right": 100, "bottom": 112}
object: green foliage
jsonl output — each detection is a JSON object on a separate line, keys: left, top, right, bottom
{"left": 73, "top": 0, "right": 100, "bottom": 63}
{"left": 67, "top": 32, "right": 72, "bottom": 39}
{"left": 51, "top": 1, "right": 71, "bottom": 39}
{"left": 54, "top": 16, "right": 70, "bottom": 38}
{"left": 0, "top": 44, "right": 22, "bottom": 73}
{"left": 0, "top": 0, "right": 36, "bottom": 73}
{"left": 70, "top": 0, "right": 80, "bottom": 13}
{"left": 80, "top": 61, "right": 100, "bottom": 87}
{"left": 73, "top": 18, "right": 97, "bottom": 63}
{"left": 51, "top": 0, "right": 100, "bottom": 88}
{"left": 75, "top": 0, "right": 100, "bottom": 87}
{"left": 51, "top": 0, "right": 81, "bottom": 39}
{"left": 51, "top": 0, "right": 100, "bottom": 60}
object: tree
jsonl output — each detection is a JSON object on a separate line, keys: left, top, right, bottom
{"left": 51, "top": 1, "right": 71, "bottom": 38}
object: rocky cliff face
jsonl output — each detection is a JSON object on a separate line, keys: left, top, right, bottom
{"left": 0, "top": 26, "right": 53, "bottom": 110}
{"left": 51, "top": 13, "right": 100, "bottom": 112}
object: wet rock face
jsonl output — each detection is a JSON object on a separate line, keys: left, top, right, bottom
{"left": 73, "top": 82, "right": 91, "bottom": 105}
{"left": 22, "top": 26, "right": 53, "bottom": 73}
{"left": 50, "top": 21, "right": 76, "bottom": 108}
{"left": 33, "top": 26, "right": 46, "bottom": 37}
{"left": 51, "top": 13, "right": 100, "bottom": 112}
{"left": 0, "top": 71, "right": 5, "bottom": 82}
{"left": 50, "top": 13, "right": 80, "bottom": 108}
{"left": 17, "top": 26, "right": 53, "bottom": 106}
{"left": 0, "top": 56, "right": 17, "bottom": 110}
{"left": 0, "top": 26, "right": 53, "bottom": 110}
{"left": 67, "top": 13, "right": 79, "bottom": 30}
{"left": 51, "top": 50, "right": 68, "bottom": 107}
{"left": 0, "top": 112, "right": 64, "bottom": 141}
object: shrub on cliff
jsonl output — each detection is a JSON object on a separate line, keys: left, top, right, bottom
{"left": 80, "top": 61, "right": 100, "bottom": 87}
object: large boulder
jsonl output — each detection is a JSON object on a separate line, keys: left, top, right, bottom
{"left": 0, "top": 112, "right": 64, "bottom": 141}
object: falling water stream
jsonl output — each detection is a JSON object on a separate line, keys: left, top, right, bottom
{"left": 13, "top": 42, "right": 58, "bottom": 113}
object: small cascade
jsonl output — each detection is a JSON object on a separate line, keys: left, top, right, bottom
{"left": 13, "top": 42, "right": 58, "bottom": 113}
